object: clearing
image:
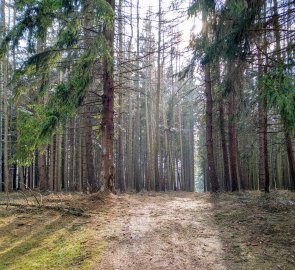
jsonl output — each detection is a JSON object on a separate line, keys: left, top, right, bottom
{"left": 0, "top": 191, "right": 295, "bottom": 269}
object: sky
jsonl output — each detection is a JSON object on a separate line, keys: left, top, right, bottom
{"left": 138, "top": 0, "right": 202, "bottom": 46}
{"left": 134, "top": 0, "right": 203, "bottom": 66}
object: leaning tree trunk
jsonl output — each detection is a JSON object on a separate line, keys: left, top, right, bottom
{"left": 101, "top": 0, "right": 115, "bottom": 192}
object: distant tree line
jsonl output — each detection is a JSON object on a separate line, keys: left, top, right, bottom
{"left": 0, "top": 0, "right": 195, "bottom": 193}
{"left": 189, "top": 0, "right": 295, "bottom": 192}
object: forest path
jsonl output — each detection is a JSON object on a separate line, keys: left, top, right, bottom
{"left": 95, "top": 192, "right": 226, "bottom": 270}
{"left": 1, "top": 192, "right": 294, "bottom": 269}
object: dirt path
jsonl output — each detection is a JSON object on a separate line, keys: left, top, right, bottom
{"left": 95, "top": 192, "right": 226, "bottom": 270}
{"left": 1, "top": 191, "right": 294, "bottom": 269}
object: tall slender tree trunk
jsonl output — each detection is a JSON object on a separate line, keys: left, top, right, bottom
{"left": 49, "top": 136, "right": 55, "bottom": 191}
{"left": 76, "top": 118, "right": 82, "bottom": 192}
{"left": 257, "top": 4, "right": 270, "bottom": 193}
{"left": 134, "top": 0, "right": 141, "bottom": 192}
{"left": 127, "top": 90, "right": 134, "bottom": 190}
{"left": 101, "top": 0, "right": 115, "bottom": 192}
{"left": 125, "top": 3, "right": 134, "bottom": 191}
{"left": 257, "top": 48, "right": 270, "bottom": 192}
{"left": 68, "top": 118, "right": 75, "bottom": 191}
{"left": 272, "top": 0, "right": 295, "bottom": 190}
{"left": 154, "top": 0, "right": 162, "bottom": 191}
{"left": 117, "top": 0, "right": 125, "bottom": 193}
{"left": 228, "top": 89, "right": 239, "bottom": 192}
{"left": 163, "top": 108, "right": 170, "bottom": 190}
{"left": 145, "top": 74, "right": 152, "bottom": 191}
{"left": 178, "top": 108, "right": 184, "bottom": 190}
{"left": 37, "top": 37, "right": 48, "bottom": 192}
{"left": 285, "top": 130, "right": 295, "bottom": 190}
{"left": 2, "top": 0, "right": 9, "bottom": 192}
{"left": 219, "top": 103, "right": 230, "bottom": 191}
{"left": 216, "top": 61, "right": 230, "bottom": 191}
{"left": 55, "top": 132, "right": 62, "bottom": 192}
{"left": 189, "top": 118, "right": 195, "bottom": 192}
{"left": 19, "top": 166, "right": 24, "bottom": 191}
{"left": 204, "top": 65, "right": 219, "bottom": 192}
{"left": 81, "top": 2, "right": 96, "bottom": 192}
{"left": 63, "top": 126, "right": 68, "bottom": 191}
{"left": 0, "top": 9, "right": 2, "bottom": 192}
{"left": 38, "top": 150, "right": 47, "bottom": 191}
{"left": 83, "top": 103, "right": 95, "bottom": 192}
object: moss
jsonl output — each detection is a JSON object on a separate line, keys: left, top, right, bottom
{"left": 0, "top": 210, "right": 106, "bottom": 270}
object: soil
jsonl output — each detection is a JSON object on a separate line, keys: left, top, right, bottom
{"left": 1, "top": 191, "right": 295, "bottom": 270}
{"left": 96, "top": 192, "right": 225, "bottom": 270}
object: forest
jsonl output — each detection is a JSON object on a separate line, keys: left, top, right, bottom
{"left": 0, "top": 0, "right": 294, "bottom": 269}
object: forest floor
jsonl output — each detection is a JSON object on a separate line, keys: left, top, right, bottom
{"left": 0, "top": 191, "right": 295, "bottom": 270}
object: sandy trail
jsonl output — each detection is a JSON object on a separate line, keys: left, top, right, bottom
{"left": 95, "top": 192, "right": 226, "bottom": 270}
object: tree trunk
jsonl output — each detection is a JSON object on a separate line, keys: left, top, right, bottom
{"left": 272, "top": 0, "right": 295, "bottom": 190}
{"left": 285, "top": 130, "right": 295, "bottom": 190}
{"left": 189, "top": 118, "right": 195, "bottom": 192}
{"left": 134, "top": 0, "right": 141, "bottom": 192}
{"left": 204, "top": 65, "right": 219, "bottom": 192}
{"left": 101, "top": 0, "right": 115, "bottom": 192}
{"left": 49, "top": 136, "right": 55, "bottom": 191}
{"left": 82, "top": 2, "right": 96, "bottom": 193}
{"left": 117, "top": 0, "right": 126, "bottom": 193}
{"left": 38, "top": 150, "right": 47, "bottom": 191}
{"left": 54, "top": 132, "right": 61, "bottom": 192}
{"left": 2, "top": 0, "right": 9, "bottom": 192}
{"left": 258, "top": 48, "right": 270, "bottom": 192}
{"left": 154, "top": 0, "right": 162, "bottom": 191}
{"left": 83, "top": 105, "right": 95, "bottom": 192}
{"left": 68, "top": 118, "right": 75, "bottom": 191}
{"left": 219, "top": 103, "right": 230, "bottom": 191}
{"left": 228, "top": 90, "right": 239, "bottom": 192}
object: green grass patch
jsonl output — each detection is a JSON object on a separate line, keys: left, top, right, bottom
{"left": 0, "top": 209, "right": 106, "bottom": 270}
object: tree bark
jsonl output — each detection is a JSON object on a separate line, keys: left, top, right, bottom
{"left": 49, "top": 136, "right": 55, "bottom": 191}
{"left": 154, "top": 0, "right": 162, "bottom": 191}
{"left": 101, "top": 0, "right": 115, "bottom": 192}
{"left": 228, "top": 90, "right": 239, "bottom": 192}
{"left": 2, "top": 0, "right": 9, "bottom": 192}
{"left": 117, "top": 0, "right": 126, "bottom": 193}
{"left": 68, "top": 118, "right": 75, "bottom": 191}
{"left": 38, "top": 150, "right": 47, "bottom": 191}
{"left": 134, "top": 0, "right": 141, "bottom": 192}
{"left": 82, "top": 1, "right": 96, "bottom": 193}
{"left": 219, "top": 103, "right": 230, "bottom": 191}
{"left": 204, "top": 65, "right": 219, "bottom": 192}
{"left": 83, "top": 104, "right": 95, "bottom": 192}
{"left": 285, "top": 130, "right": 295, "bottom": 190}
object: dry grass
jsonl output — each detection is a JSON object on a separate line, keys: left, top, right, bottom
{"left": 211, "top": 191, "right": 295, "bottom": 270}
{"left": 0, "top": 191, "right": 295, "bottom": 270}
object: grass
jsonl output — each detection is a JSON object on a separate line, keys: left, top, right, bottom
{"left": 211, "top": 191, "right": 295, "bottom": 270}
{"left": 1, "top": 191, "right": 295, "bottom": 270}
{"left": 0, "top": 197, "right": 107, "bottom": 270}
